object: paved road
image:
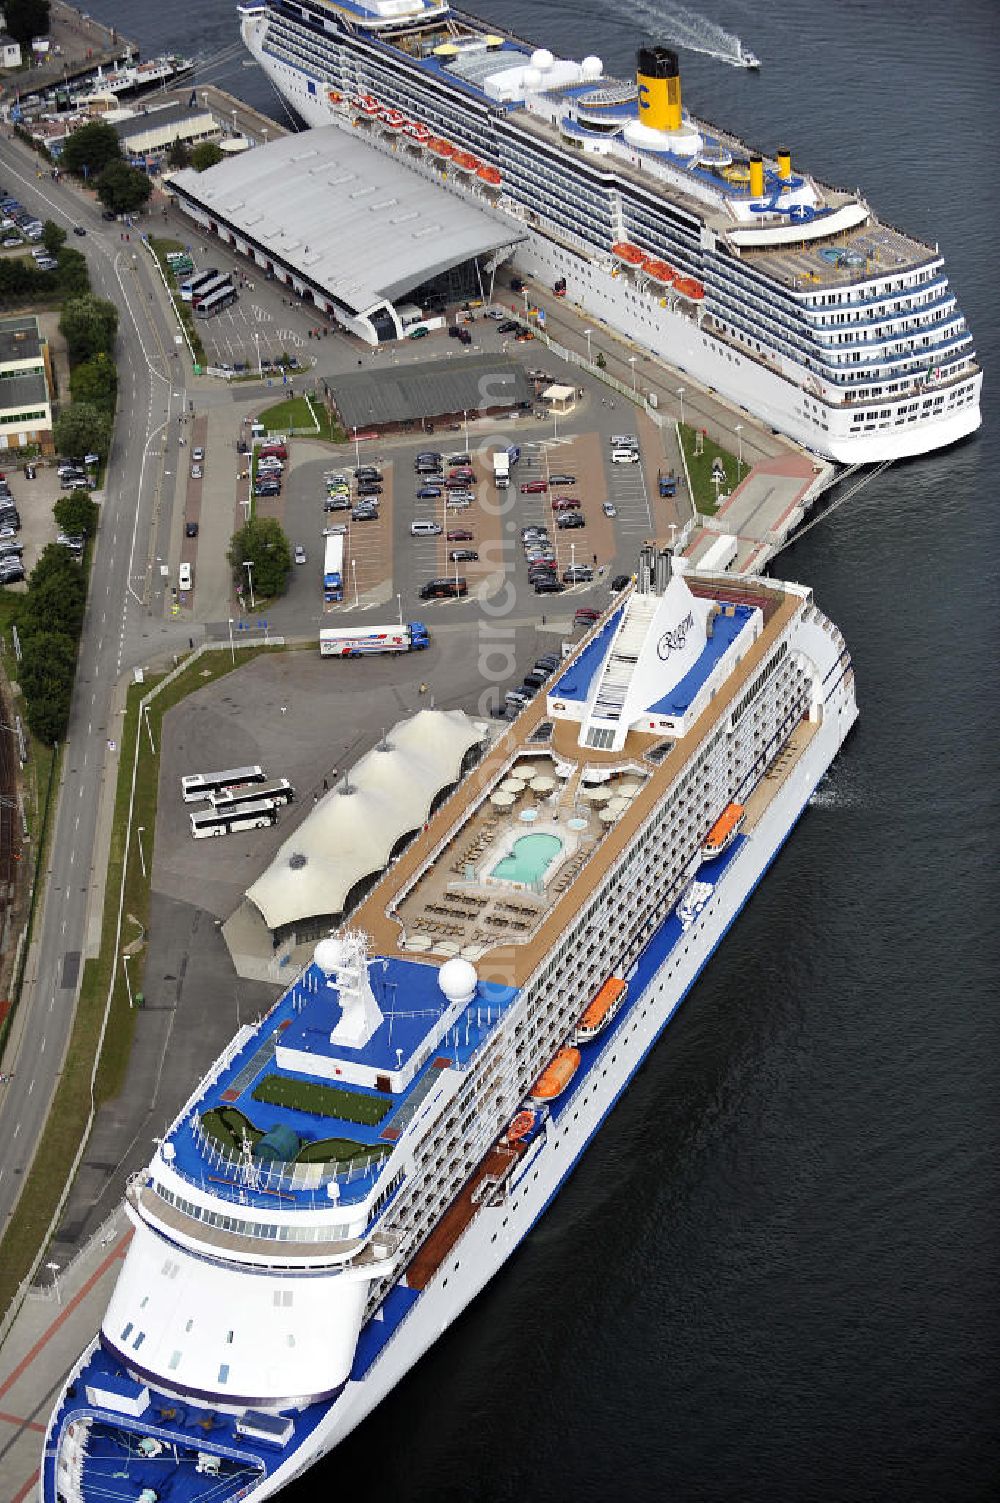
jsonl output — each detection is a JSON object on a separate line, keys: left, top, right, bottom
{"left": 0, "top": 142, "right": 193, "bottom": 1241}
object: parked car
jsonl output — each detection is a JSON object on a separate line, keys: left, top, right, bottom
{"left": 416, "top": 486, "right": 443, "bottom": 499}
{"left": 521, "top": 480, "right": 548, "bottom": 494}
{"left": 447, "top": 453, "right": 471, "bottom": 465}
{"left": 556, "top": 513, "right": 586, "bottom": 529}
{"left": 575, "top": 606, "right": 600, "bottom": 623}
{"left": 457, "top": 327, "right": 472, "bottom": 345}
{"left": 563, "top": 565, "right": 595, "bottom": 583}
{"left": 602, "top": 502, "right": 618, "bottom": 517}
{"left": 294, "top": 544, "right": 307, "bottom": 564}
{"left": 419, "top": 577, "right": 467, "bottom": 599}
{"left": 535, "top": 653, "right": 561, "bottom": 673}
{"left": 549, "top": 474, "right": 576, "bottom": 485}
{"left": 178, "top": 561, "right": 192, "bottom": 591}
{"left": 352, "top": 505, "right": 379, "bottom": 521}
{"left": 449, "top": 548, "right": 478, "bottom": 562}
{"left": 259, "top": 443, "right": 288, "bottom": 460}
{"left": 497, "top": 320, "right": 519, "bottom": 334}
{"left": 407, "top": 325, "right": 428, "bottom": 338}
{"left": 410, "top": 520, "right": 442, "bottom": 537}
{"left": 534, "top": 577, "right": 565, "bottom": 594}
{"left": 611, "top": 573, "right": 632, "bottom": 592}
{"left": 354, "top": 466, "right": 382, "bottom": 480}
{"left": 191, "top": 465, "right": 203, "bottom": 479}
{"left": 192, "top": 447, "right": 205, "bottom": 462}
{"left": 185, "top": 521, "right": 199, "bottom": 538}
{"left": 325, "top": 495, "right": 351, "bottom": 511}
{"left": 447, "top": 528, "right": 474, "bottom": 541}
{"left": 551, "top": 496, "right": 582, "bottom": 510}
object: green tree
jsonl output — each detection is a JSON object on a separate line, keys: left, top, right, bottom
{"left": 69, "top": 352, "right": 117, "bottom": 413}
{"left": 59, "top": 294, "right": 118, "bottom": 363}
{"left": 0, "top": 257, "right": 42, "bottom": 307}
{"left": 595, "top": 351, "right": 607, "bottom": 370}
{"left": 190, "top": 141, "right": 224, "bottom": 173}
{"left": 96, "top": 160, "right": 152, "bottom": 216}
{"left": 42, "top": 220, "right": 66, "bottom": 256}
{"left": 21, "top": 547, "right": 87, "bottom": 641}
{"left": 55, "top": 246, "right": 90, "bottom": 297}
{"left": 167, "top": 139, "right": 191, "bottom": 170}
{"left": 53, "top": 402, "right": 112, "bottom": 462}
{"left": 59, "top": 120, "right": 122, "bottom": 179}
{"left": 3, "top": 0, "right": 50, "bottom": 51}
{"left": 54, "top": 490, "right": 99, "bottom": 539}
{"left": 228, "top": 516, "right": 292, "bottom": 600}
{"left": 19, "top": 630, "right": 77, "bottom": 744}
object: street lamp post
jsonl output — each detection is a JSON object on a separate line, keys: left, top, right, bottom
{"left": 570, "top": 540, "right": 576, "bottom": 578}
{"left": 584, "top": 328, "right": 592, "bottom": 365}
{"left": 122, "top": 952, "right": 133, "bottom": 1009}
{"left": 396, "top": 592, "right": 403, "bottom": 626}
{"left": 677, "top": 386, "right": 686, "bottom": 426}
{"left": 142, "top": 702, "right": 155, "bottom": 756}
{"left": 228, "top": 616, "right": 235, "bottom": 663}
{"left": 243, "top": 559, "right": 255, "bottom": 610}
{"left": 46, "top": 1262, "right": 61, "bottom": 1305}
{"left": 521, "top": 288, "right": 529, "bottom": 320}
{"left": 629, "top": 356, "right": 637, "bottom": 395}
{"left": 353, "top": 426, "right": 361, "bottom": 468}
{"left": 735, "top": 422, "right": 744, "bottom": 480}
{"left": 462, "top": 409, "right": 469, "bottom": 447}
{"left": 136, "top": 826, "right": 147, "bottom": 880}
{"left": 351, "top": 557, "right": 358, "bottom": 607}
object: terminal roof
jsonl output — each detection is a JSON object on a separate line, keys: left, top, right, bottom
{"left": 170, "top": 126, "right": 524, "bottom": 314}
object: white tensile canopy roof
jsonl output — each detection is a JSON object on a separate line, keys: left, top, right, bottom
{"left": 247, "top": 708, "right": 487, "bottom": 931}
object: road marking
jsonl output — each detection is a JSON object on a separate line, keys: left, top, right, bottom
{"left": 12, "top": 1122, "right": 19, "bottom": 1137}
{"left": 40, "top": 1036, "right": 46, "bottom": 1055}
{"left": 27, "top": 1080, "right": 33, "bottom": 1096}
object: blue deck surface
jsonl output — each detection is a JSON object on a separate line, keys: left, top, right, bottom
{"left": 648, "top": 605, "right": 753, "bottom": 716}
{"left": 168, "top": 963, "right": 518, "bottom": 1208}
{"left": 44, "top": 1343, "right": 336, "bottom": 1503}
{"left": 552, "top": 606, "right": 623, "bottom": 704}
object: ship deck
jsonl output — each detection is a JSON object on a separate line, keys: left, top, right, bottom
{"left": 351, "top": 581, "right": 800, "bottom": 988}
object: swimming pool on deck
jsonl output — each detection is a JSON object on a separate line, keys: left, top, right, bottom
{"left": 491, "top": 832, "right": 563, "bottom": 885}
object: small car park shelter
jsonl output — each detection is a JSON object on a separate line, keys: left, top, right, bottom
{"left": 168, "top": 126, "right": 524, "bottom": 344}
{"left": 540, "top": 383, "right": 577, "bottom": 413}
{"left": 328, "top": 353, "right": 534, "bottom": 436}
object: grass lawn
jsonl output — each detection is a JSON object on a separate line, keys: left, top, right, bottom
{"left": 0, "top": 642, "right": 287, "bottom": 1319}
{"left": 260, "top": 394, "right": 346, "bottom": 444}
{"left": 201, "top": 1104, "right": 388, "bottom": 1165}
{"left": 253, "top": 1073, "right": 391, "bottom": 1126}
{"left": 678, "top": 424, "right": 747, "bottom": 516}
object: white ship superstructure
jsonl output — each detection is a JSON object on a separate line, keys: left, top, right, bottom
{"left": 45, "top": 551, "right": 857, "bottom": 1501}
{"left": 229, "top": 0, "right": 981, "bottom": 465}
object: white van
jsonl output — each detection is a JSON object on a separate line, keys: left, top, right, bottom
{"left": 610, "top": 434, "right": 638, "bottom": 448}
{"left": 410, "top": 520, "right": 443, "bottom": 537}
{"left": 178, "top": 561, "right": 192, "bottom": 591}
{"left": 611, "top": 448, "right": 639, "bottom": 464}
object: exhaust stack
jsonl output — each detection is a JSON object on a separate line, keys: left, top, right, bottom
{"left": 636, "top": 46, "right": 681, "bottom": 133}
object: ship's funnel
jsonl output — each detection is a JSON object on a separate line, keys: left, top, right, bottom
{"left": 777, "top": 148, "right": 792, "bottom": 182}
{"left": 636, "top": 46, "right": 681, "bottom": 133}
{"left": 749, "top": 155, "right": 764, "bottom": 198}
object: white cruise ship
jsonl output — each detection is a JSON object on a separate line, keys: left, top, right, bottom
{"left": 44, "top": 550, "right": 857, "bottom": 1500}
{"left": 232, "top": 0, "right": 981, "bottom": 465}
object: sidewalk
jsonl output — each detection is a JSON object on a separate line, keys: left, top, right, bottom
{"left": 0, "top": 1208, "right": 132, "bottom": 1503}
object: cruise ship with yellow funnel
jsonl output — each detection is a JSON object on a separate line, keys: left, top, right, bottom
{"left": 226, "top": 1, "right": 982, "bottom": 464}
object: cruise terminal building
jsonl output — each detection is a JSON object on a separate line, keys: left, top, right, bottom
{"left": 169, "top": 126, "right": 524, "bottom": 344}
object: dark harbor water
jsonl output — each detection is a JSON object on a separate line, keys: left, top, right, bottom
{"left": 83, "top": 1, "right": 1000, "bottom": 1496}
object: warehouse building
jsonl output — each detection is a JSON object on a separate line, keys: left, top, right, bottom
{"left": 169, "top": 126, "right": 523, "bottom": 345}
{"left": 328, "top": 353, "right": 533, "bottom": 436}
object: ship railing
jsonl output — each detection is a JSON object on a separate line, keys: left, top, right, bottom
{"left": 182, "top": 1112, "right": 389, "bottom": 1196}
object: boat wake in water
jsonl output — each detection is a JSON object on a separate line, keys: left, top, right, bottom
{"left": 621, "top": 0, "right": 754, "bottom": 67}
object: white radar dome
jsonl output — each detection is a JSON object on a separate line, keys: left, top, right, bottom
{"left": 314, "top": 937, "right": 345, "bottom": 974}
{"left": 581, "top": 55, "right": 603, "bottom": 79}
{"left": 531, "top": 48, "right": 554, "bottom": 71}
{"left": 438, "top": 957, "right": 478, "bottom": 1006}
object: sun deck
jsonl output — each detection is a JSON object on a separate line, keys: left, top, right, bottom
{"left": 351, "top": 581, "right": 800, "bottom": 987}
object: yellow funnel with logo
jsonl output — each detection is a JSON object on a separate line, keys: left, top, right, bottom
{"left": 749, "top": 156, "right": 764, "bottom": 198}
{"left": 636, "top": 46, "right": 682, "bottom": 132}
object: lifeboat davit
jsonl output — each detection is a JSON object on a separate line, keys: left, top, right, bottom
{"left": 574, "top": 978, "right": 628, "bottom": 1045}
{"left": 529, "top": 1046, "right": 581, "bottom": 1103}
{"left": 611, "top": 241, "right": 646, "bottom": 266}
{"left": 381, "top": 108, "right": 405, "bottom": 128}
{"left": 477, "top": 163, "right": 502, "bottom": 186}
{"left": 703, "top": 802, "right": 744, "bottom": 857}
{"left": 674, "top": 275, "right": 705, "bottom": 300}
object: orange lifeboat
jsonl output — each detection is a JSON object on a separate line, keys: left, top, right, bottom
{"left": 477, "top": 163, "right": 502, "bottom": 185}
{"left": 451, "top": 151, "right": 480, "bottom": 171}
{"left": 703, "top": 802, "right": 744, "bottom": 857}
{"left": 428, "top": 137, "right": 456, "bottom": 158}
{"left": 674, "top": 275, "right": 705, "bottom": 300}
{"left": 328, "top": 90, "right": 342, "bottom": 104}
{"left": 645, "top": 259, "right": 676, "bottom": 284}
{"left": 610, "top": 241, "right": 646, "bottom": 266}
{"left": 529, "top": 1046, "right": 581, "bottom": 1103}
{"left": 505, "top": 1108, "right": 537, "bottom": 1144}
{"left": 574, "top": 978, "right": 628, "bottom": 1044}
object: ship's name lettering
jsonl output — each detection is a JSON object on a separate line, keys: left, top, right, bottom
{"left": 657, "top": 611, "right": 694, "bottom": 660}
